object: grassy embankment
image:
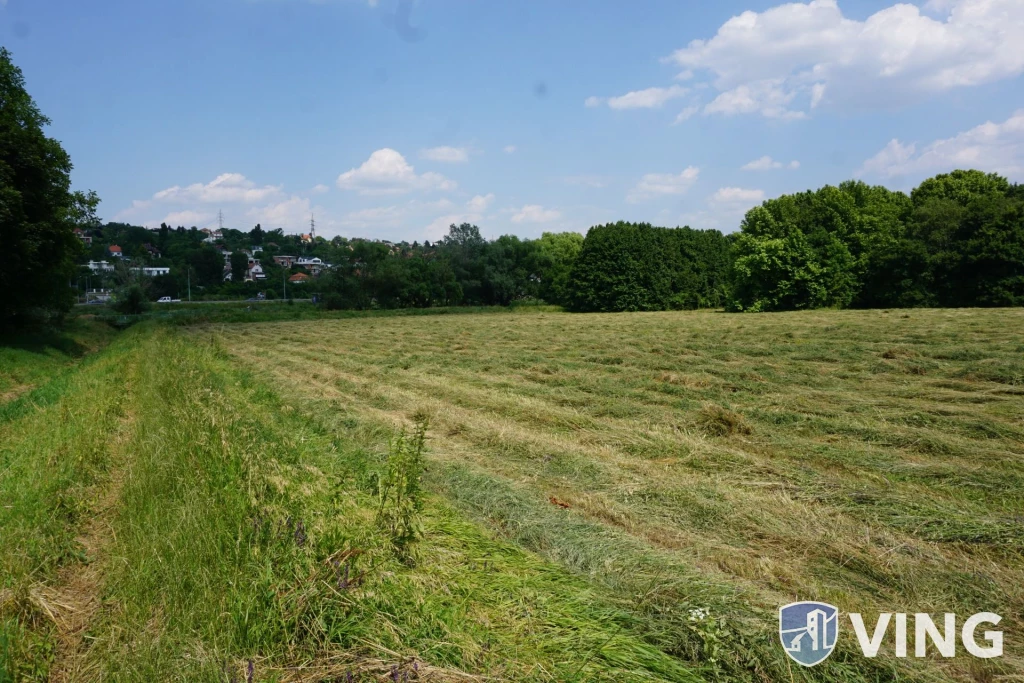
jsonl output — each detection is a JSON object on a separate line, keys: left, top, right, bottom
{"left": 0, "top": 319, "right": 115, "bottom": 406}
{"left": 1, "top": 322, "right": 702, "bottom": 682}
{"left": 215, "top": 308, "right": 1024, "bottom": 682}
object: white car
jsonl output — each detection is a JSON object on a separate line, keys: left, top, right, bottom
{"left": 157, "top": 296, "right": 181, "bottom": 303}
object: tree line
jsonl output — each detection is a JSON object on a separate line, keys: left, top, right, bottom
{"left": 315, "top": 170, "right": 1023, "bottom": 315}
{"left": 3, "top": 44, "right": 1022, "bottom": 331}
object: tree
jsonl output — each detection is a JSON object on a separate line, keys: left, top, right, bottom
{"left": 230, "top": 251, "right": 249, "bottom": 282}
{"left": 249, "top": 223, "right": 265, "bottom": 245}
{"left": 567, "top": 222, "right": 730, "bottom": 312}
{"left": 535, "top": 232, "right": 583, "bottom": 306}
{"left": 188, "top": 246, "right": 225, "bottom": 287}
{"left": 728, "top": 189, "right": 861, "bottom": 311}
{"left": 0, "top": 48, "right": 99, "bottom": 328}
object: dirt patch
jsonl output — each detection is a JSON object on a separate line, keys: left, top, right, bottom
{"left": 46, "top": 474, "right": 122, "bottom": 683}
{"left": 47, "top": 397, "right": 135, "bottom": 683}
{"left": 0, "top": 384, "right": 32, "bottom": 404}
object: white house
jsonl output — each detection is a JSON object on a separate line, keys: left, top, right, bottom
{"left": 87, "top": 260, "right": 115, "bottom": 273}
{"left": 295, "top": 256, "right": 329, "bottom": 275}
{"left": 247, "top": 262, "right": 267, "bottom": 281}
{"left": 130, "top": 267, "right": 170, "bottom": 277}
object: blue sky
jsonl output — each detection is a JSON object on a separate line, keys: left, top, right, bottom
{"left": 2, "top": 0, "right": 1022, "bottom": 241}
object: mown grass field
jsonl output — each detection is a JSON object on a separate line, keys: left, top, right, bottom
{"left": 1, "top": 308, "right": 1021, "bottom": 681}
{"left": 216, "top": 308, "right": 1024, "bottom": 681}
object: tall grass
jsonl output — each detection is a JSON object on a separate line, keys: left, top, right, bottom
{"left": 14, "top": 328, "right": 702, "bottom": 681}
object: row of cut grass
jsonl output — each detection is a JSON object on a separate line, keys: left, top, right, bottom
{"left": 214, "top": 308, "right": 1024, "bottom": 680}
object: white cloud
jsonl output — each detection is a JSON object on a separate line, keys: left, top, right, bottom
{"left": 422, "top": 195, "right": 499, "bottom": 240}
{"left": 161, "top": 210, "right": 214, "bottom": 227}
{"left": 608, "top": 85, "right": 689, "bottom": 110}
{"left": 420, "top": 146, "right": 470, "bottom": 163}
{"left": 246, "top": 196, "right": 317, "bottom": 230}
{"left": 339, "top": 205, "right": 405, "bottom": 230}
{"left": 503, "top": 145, "right": 517, "bottom": 154}
{"left": 858, "top": 109, "right": 1024, "bottom": 178}
{"left": 741, "top": 155, "right": 801, "bottom": 171}
{"left": 511, "top": 205, "right": 561, "bottom": 224}
{"left": 152, "top": 173, "right": 283, "bottom": 204}
{"left": 672, "top": 106, "right": 699, "bottom": 124}
{"left": 710, "top": 187, "right": 767, "bottom": 205}
{"left": 311, "top": 184, "right": 330, "bottom": 194}
{"left": 627, "top": 167, "right": 700, "bottom": 202}
{"left": 704, "top": 80, "right": 805, "bottom": 119}
{"left": 337, "top": 148, "right": 457, "bottom": 195}
{"left": 667, "top": 0, "right": 1024, "bottom": 117}
{"left": 586, "top": 85, "right": 689, "bottom": 110}
{"left": 466, "top": 193, "right": 495, "bottom": 212}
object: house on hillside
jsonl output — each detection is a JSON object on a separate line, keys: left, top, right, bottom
{"left": 202, "top": 229, "right": 223, "bottom": 244}
{"left": 130, "top": 267, "right": 171, "bottom": 277}
{"left": 108, "top": 245, "right": 123, "bottom": 259}
{"left": 273, "top": 255, "right": 296, "bottom": 268}
{"left": 288, "top": 273, "right": 310, "bottom": 284}
{"left": 247, "top": 260, "right": 267, "bottom": 281}
{"left": 74, "top": 228, "right": 92, "bottom": 246}
{"left": 142, "top": 243, "right": 161, "bottom": 258}
{"left": 87, "top": 260, "right": 115, "bottom": 273}
{"left": 300, "top": 233, "right": 313, "bottom": 244}
{"left": 295, "top": 256, "right": 328, "bottom": 276}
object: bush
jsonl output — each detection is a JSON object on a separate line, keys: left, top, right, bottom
{"left": 111, "top": 284, "right": 150, "bottom": 315}
{"left": 375, "top": 417, "right": 428, "bottom": 560}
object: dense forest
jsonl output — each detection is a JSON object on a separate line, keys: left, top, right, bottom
{"left": 3, "top": 44, "right": 1023, "bottom": 331}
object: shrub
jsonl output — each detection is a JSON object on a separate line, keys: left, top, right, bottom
{"left": 375, "top": 416, "right": 429, "bottom": 560}
{"left": 111, "top": 284, "right": 150, "bottom": 315}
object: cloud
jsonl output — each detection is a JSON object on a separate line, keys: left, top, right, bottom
{"left": 111, "top": 173, "right": 291, "bottom": 227}
{"left": 666, "top": 0, "right": 1024, "bottom": 117}
{"left": 337, "top": 148, "right": 457, "bottom": 195}
{"left": 586, "top": 85, "right": 689, "bottom": 110}
{"left": 710, "top": 187, "right": 767, "bottom": 205}
{"left": 152, "top": 173, "right": 283, "bottom": 204}
{"left": 503, "top": 145, "right": 517, "bottom": 154}
{"left": 858, "top": 109, "right": 1024, "bottom": 178}
{"left": 420, "top": 146, "right": 470, "bottom": 163}
{"left": 246, "top": 196, "right": 318, "bottom": 229}
{"left": 703, "top": 80, "right": 805, "bottom": 119}
{"left": 311, "top": 184, "right": 330, "bottom": 194}
{"left": 672, "top": 106, "right": 699, "bottom": 124}
{"left": 741, "top": 155, "right": 800, "bottom": 171}
{"left": 466, "top": 193, "right": 495, "bottom": 212}
{"left": 511, "top": 205, "right": 561, "bottom": 224}
{"left": 161, "top": 210, "right": 214, "bottom": 227}
{"left": 421, "top": 195, "right": 498, "bottom": 240}
{"left": 339, "top": 205, "right": 406, "bottom": 230}
{"left": 627, "top": 167, "right": 700, "bottom": 202}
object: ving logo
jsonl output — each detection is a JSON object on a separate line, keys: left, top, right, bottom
{"left": 779, "top": 601, "right": 840, "bottom": 667}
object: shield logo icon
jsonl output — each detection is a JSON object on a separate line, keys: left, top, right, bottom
{"left": 779, "top": 601, "right": 839, "bottom": 667}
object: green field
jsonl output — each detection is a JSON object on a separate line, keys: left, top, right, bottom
{"left": 2, "top": 308, "right": 1022, "bottom": 681}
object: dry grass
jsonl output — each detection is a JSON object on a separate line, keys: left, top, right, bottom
{"left": 213, "top": 307, "right": 1024, "bottom": 680}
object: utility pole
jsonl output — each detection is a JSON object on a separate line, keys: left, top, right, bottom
{"left": 218, "top": 209, "right": 224, "bottom": 232}
{"left": 310, "top": 213, "right": 315, "bottom": 240}
{"left": 187, "top": 267, "right": 192, "bottom": 302}
{"left": 282, "top": 268, "right": 287, "bottom": 300}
